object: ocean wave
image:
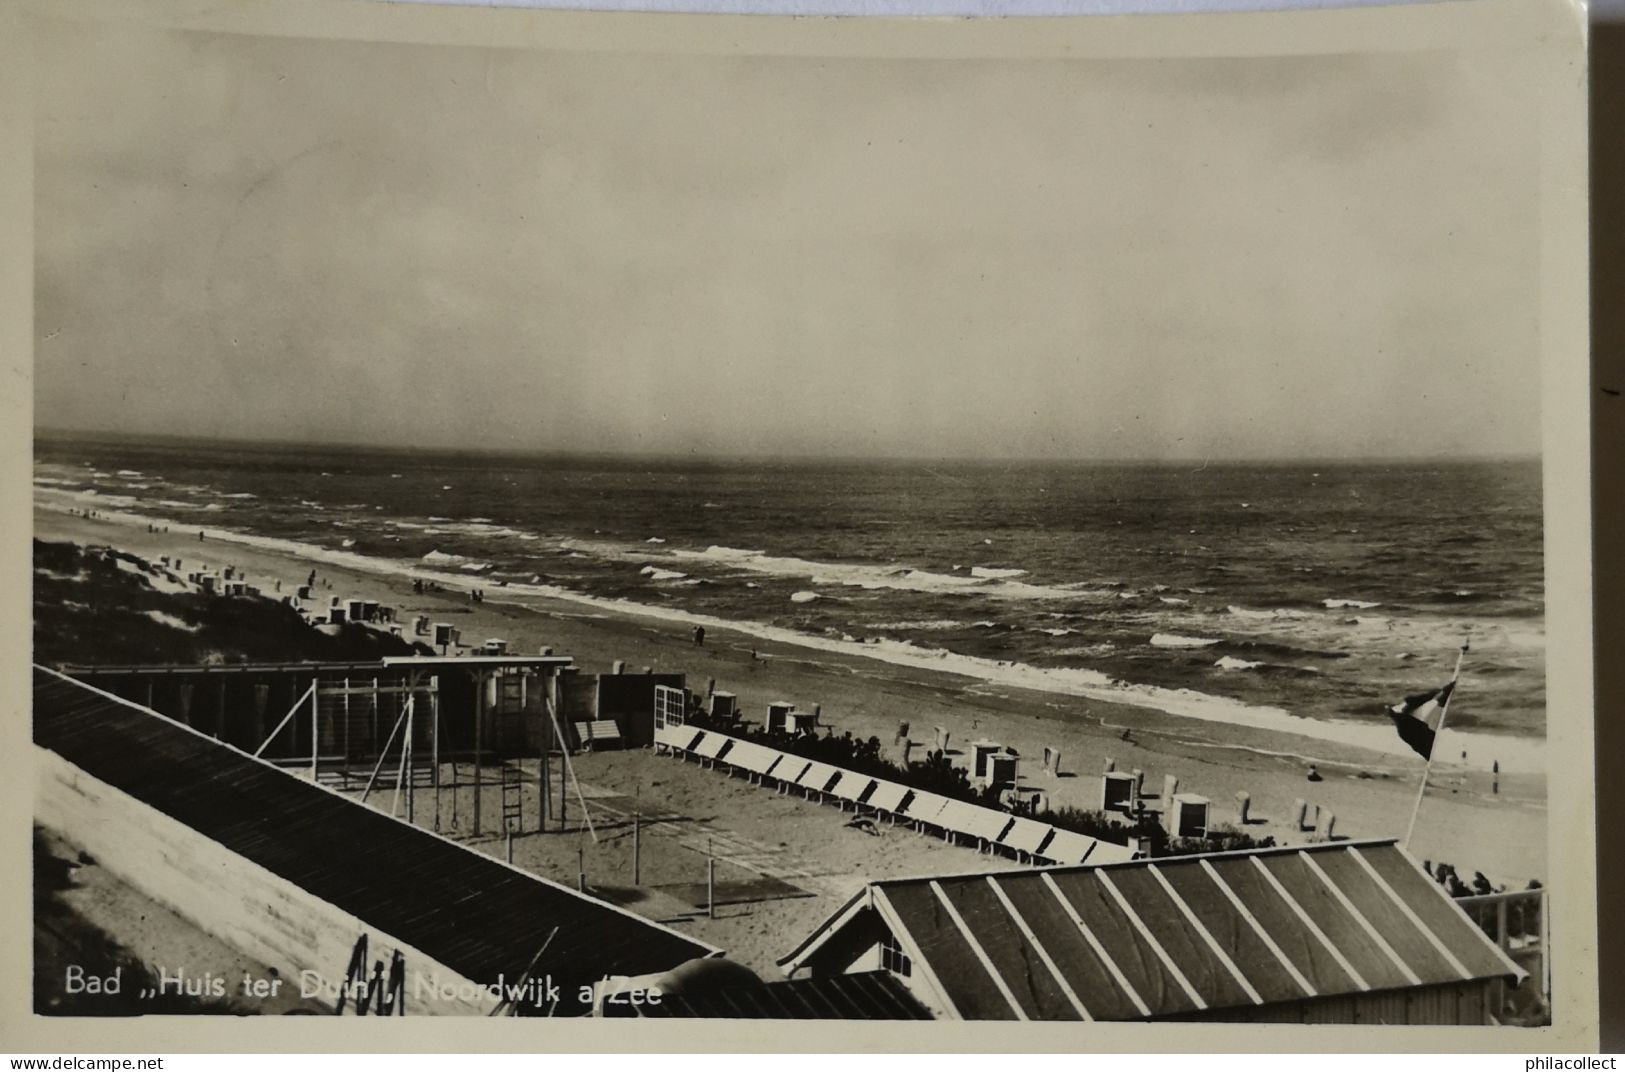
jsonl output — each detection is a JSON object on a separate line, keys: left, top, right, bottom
{"left": 571, "top": 538, "right": 1102, "bottom": 601}
{"left": 789, "top": 591, "right": 819, "bottom": 603}
{"left": 868, "top": 619, "right": 964, "bottom": 631}
{"left": 116, "top": 469, "right": 143, "bottom": 477}
{"left": 1227, "top": 605, "right": 1307, "bottom": 620}
{"left": 1038, "top": 627, "right": 1075, "bottom": 637}
{"left": 639, "top": 566, "right": 688, "bottom": 582}
{"left": 37, "top": 502, "right": 1545, "bottom": 772}
{"left": 421, "top": 549, "right": 493, "bottom": 571}
{"left": 1150, "top": 633, "right": 1223, "bottom": 648}
{"left": 1214, "top": 656, "right": 1264, "bottom": 671}
{"left": 1323, "top": 598, "right": 1382, "bottom": 609}
{"left": 222, "top": 492, "right": 257, "bottom": 500}
{"left": 970, "top": 566, "right": 1026, "bottom": 579}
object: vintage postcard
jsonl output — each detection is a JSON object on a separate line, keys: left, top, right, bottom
{"left": 0, "top": 0, "right": 1596, "bottom": 1052}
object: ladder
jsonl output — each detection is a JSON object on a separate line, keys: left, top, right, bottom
{"left": 500, "top": 759, "right": 525, "bottom": 835}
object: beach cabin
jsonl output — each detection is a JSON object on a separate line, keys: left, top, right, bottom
{"left": 785, "top": 710, "right": 819, "bottom": 736}
{"left": 778, "top": 840, "right": 1528, "bottom": 1023}
{"left": 484, "top": 638, "right": 509, "bottom": 656}
{"left": 433, "top": 622, "right": 456, "bottom": 649}
{"left": 765, "top": 701, "right": 794, "bottom": 735}
{"left": 982, "top": 751, "right": 1018, "bottom": 790}
{"left": 1170, "top": 793, "right": 1210, "bottom": 838}
{"left": 969, "top": 740, "right": 1002, "bottom": 781}
{"left": 709, "top": 691, "right": 738, "bottom": 721}
{"left": 1102, "top": 771, "right": 1137, "bottom": 812}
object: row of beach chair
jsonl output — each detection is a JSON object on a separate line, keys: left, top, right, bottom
{"left": 653, "top": 724, "right": 1133, "bottom": 865}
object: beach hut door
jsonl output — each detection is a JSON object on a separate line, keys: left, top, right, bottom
{"left": 653, "top": 685, "right": 685, "bottom": 730}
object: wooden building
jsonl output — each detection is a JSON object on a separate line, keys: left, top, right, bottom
{"left": 778, "top": 840, "right": 1526, "bottom": 1024}
{"left": 33, "top": 666, "right": 716, "bottom": 1015}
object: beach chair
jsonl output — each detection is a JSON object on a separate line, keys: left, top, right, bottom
{"left": 865, "top": 779, "right": 910, "bottom": 823}
{"left": 998, "top": 816, "right": 1052, "bottom": 861}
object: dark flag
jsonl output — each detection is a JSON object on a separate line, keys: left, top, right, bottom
{"left": 1385, "top": 681, "right": 1455, "bottom": 760}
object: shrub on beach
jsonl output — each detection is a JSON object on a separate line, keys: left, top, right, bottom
{"left": 33, "top": 539, "right": 429, "bottom": 667}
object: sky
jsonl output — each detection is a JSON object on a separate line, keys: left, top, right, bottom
{"left": 31, "top": 20, "right": 1542, "bottom": 461}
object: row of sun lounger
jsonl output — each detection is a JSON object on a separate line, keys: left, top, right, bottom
{"left": 653, "top": 724, "right": 1132, "bottom": 865}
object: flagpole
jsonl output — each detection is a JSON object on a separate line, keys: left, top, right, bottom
{"left": 1402, "top": 640, "right": 1469, "bottom": 851}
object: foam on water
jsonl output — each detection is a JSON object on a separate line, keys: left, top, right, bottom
{"left": 32, "top": 492, "right": 1545, "bottom": 773}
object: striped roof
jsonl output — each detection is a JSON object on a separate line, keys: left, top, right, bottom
{"left": 35, "top": 666, "right": 716, "bottom": 1012}
{"left": 780, "top": 840, "right": 1525, "bottom": 1021}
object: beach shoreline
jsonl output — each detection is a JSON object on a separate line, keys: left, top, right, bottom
{"left": 33, "top": 501, "right": 1550, "bottom": 884}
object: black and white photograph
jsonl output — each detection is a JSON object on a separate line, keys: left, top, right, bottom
{"left": 8, "top": 0, "right": 1596, "bottom": 1045}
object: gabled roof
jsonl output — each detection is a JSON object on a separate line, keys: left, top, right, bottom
{"left": 635, "top": 971, "right": 932, "bottom": 1020}
{"left": 34, "top": 665, "right": 715, "bottom": 1012}
{"left": 780, "top": 840, "right": 1525, "bottom": 1021}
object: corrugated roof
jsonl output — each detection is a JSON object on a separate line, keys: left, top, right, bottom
{"left": 34, "top": 665, "right": 715, "bottom": 1013}
{"left": 636, "top": 972, "right": 932, "bottom": 1020}
{"left": 783, "top": 841, "right": 1524, "bottom": 1021}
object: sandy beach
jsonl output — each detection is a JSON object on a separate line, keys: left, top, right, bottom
{"left": 34, "top": 500, "right": 1548, "bottom": 898}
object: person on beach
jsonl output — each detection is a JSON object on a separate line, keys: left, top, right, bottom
{"left": 198, "top": 530, "right": 205, "bottom": 541}
{"left": 1306, "top": 764, "right": 1323, "bottom": 782}
{"left": 694, "top": 625, "right": 705, "bottom": 647}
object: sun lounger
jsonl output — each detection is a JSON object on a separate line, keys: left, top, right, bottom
{"left": 956, "top": 804, "right": 1015, "bottom": 844}
{"left": 693, "top": 733, "right": 733, "bottom": 761}
{"left": 828, "top": 772, "right": 876, "bottom": 805}
{"left": 652, "top": 723, "right": 697, "bottom": 750}
{"left": 999, "top": 816, "right": 1053, "bottom": 855}
{"left": 895, "top": 790, "right": 947, "bottom": 825}
{"left": 795, "top": 761, "right": 841, "bottom": 795}
{"left": 866, "top": 780, "right": 910, "bottom": 814}
{"left": 725, "top": 740, "right": 781, "bottom": 776}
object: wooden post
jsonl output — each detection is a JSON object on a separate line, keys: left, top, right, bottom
{"left": 473, "top": 669, "right": 485, "bottom": 837}
{"left": 431, "top": 678, "right": 441, "bottom": 831}
{"left": 707, "top": 853, "right": 716, "bottom": 919}
{"left": 578, "top": 846, "right": 585, "bottom": 892}
{"left": 405, "top": 698, "right": 416, "bottom": 824}
{"left": 146, "top": 678, "right": 154, "bottom": 711}
{"left": 310, "top": 681, "right": 319, "bottom": 782}
{"left": 342, "top": 677, "right": 351, "bottom": 789}
{"left": 390, "top": 713, "right": 411, "bottom": 817}
{"left": 632, "top": 810, "right": 641, "bottom": 886}
{"left": 506, "top": 829, "right": 514, "bottom": 865}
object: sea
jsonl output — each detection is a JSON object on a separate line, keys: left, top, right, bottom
{"left": 33, "top": 435, "right": 1546, "bottom": 771}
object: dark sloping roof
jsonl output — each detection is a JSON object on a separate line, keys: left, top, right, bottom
{"left": 34, "top": 666, "right": 714, "bottom": 1010}
{"left": 637, "top": 972, "right": 932, "bottom": 1020}
{"left": 785, "top": 840, "right": 1525, "bottom": 1021}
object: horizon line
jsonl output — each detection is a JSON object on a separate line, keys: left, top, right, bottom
{"left": 32, "top": 426, "right": 1543, "bottom": 468}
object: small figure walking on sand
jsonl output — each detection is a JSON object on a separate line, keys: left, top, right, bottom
{"left": 1306, "top": 764, "right": 1323, "bottom": 782}
{"left": 693, "top": 625, "right": 705, "bottom": 647}
{"left": 198, "top": 530, "right": 205, "bottom": 542}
